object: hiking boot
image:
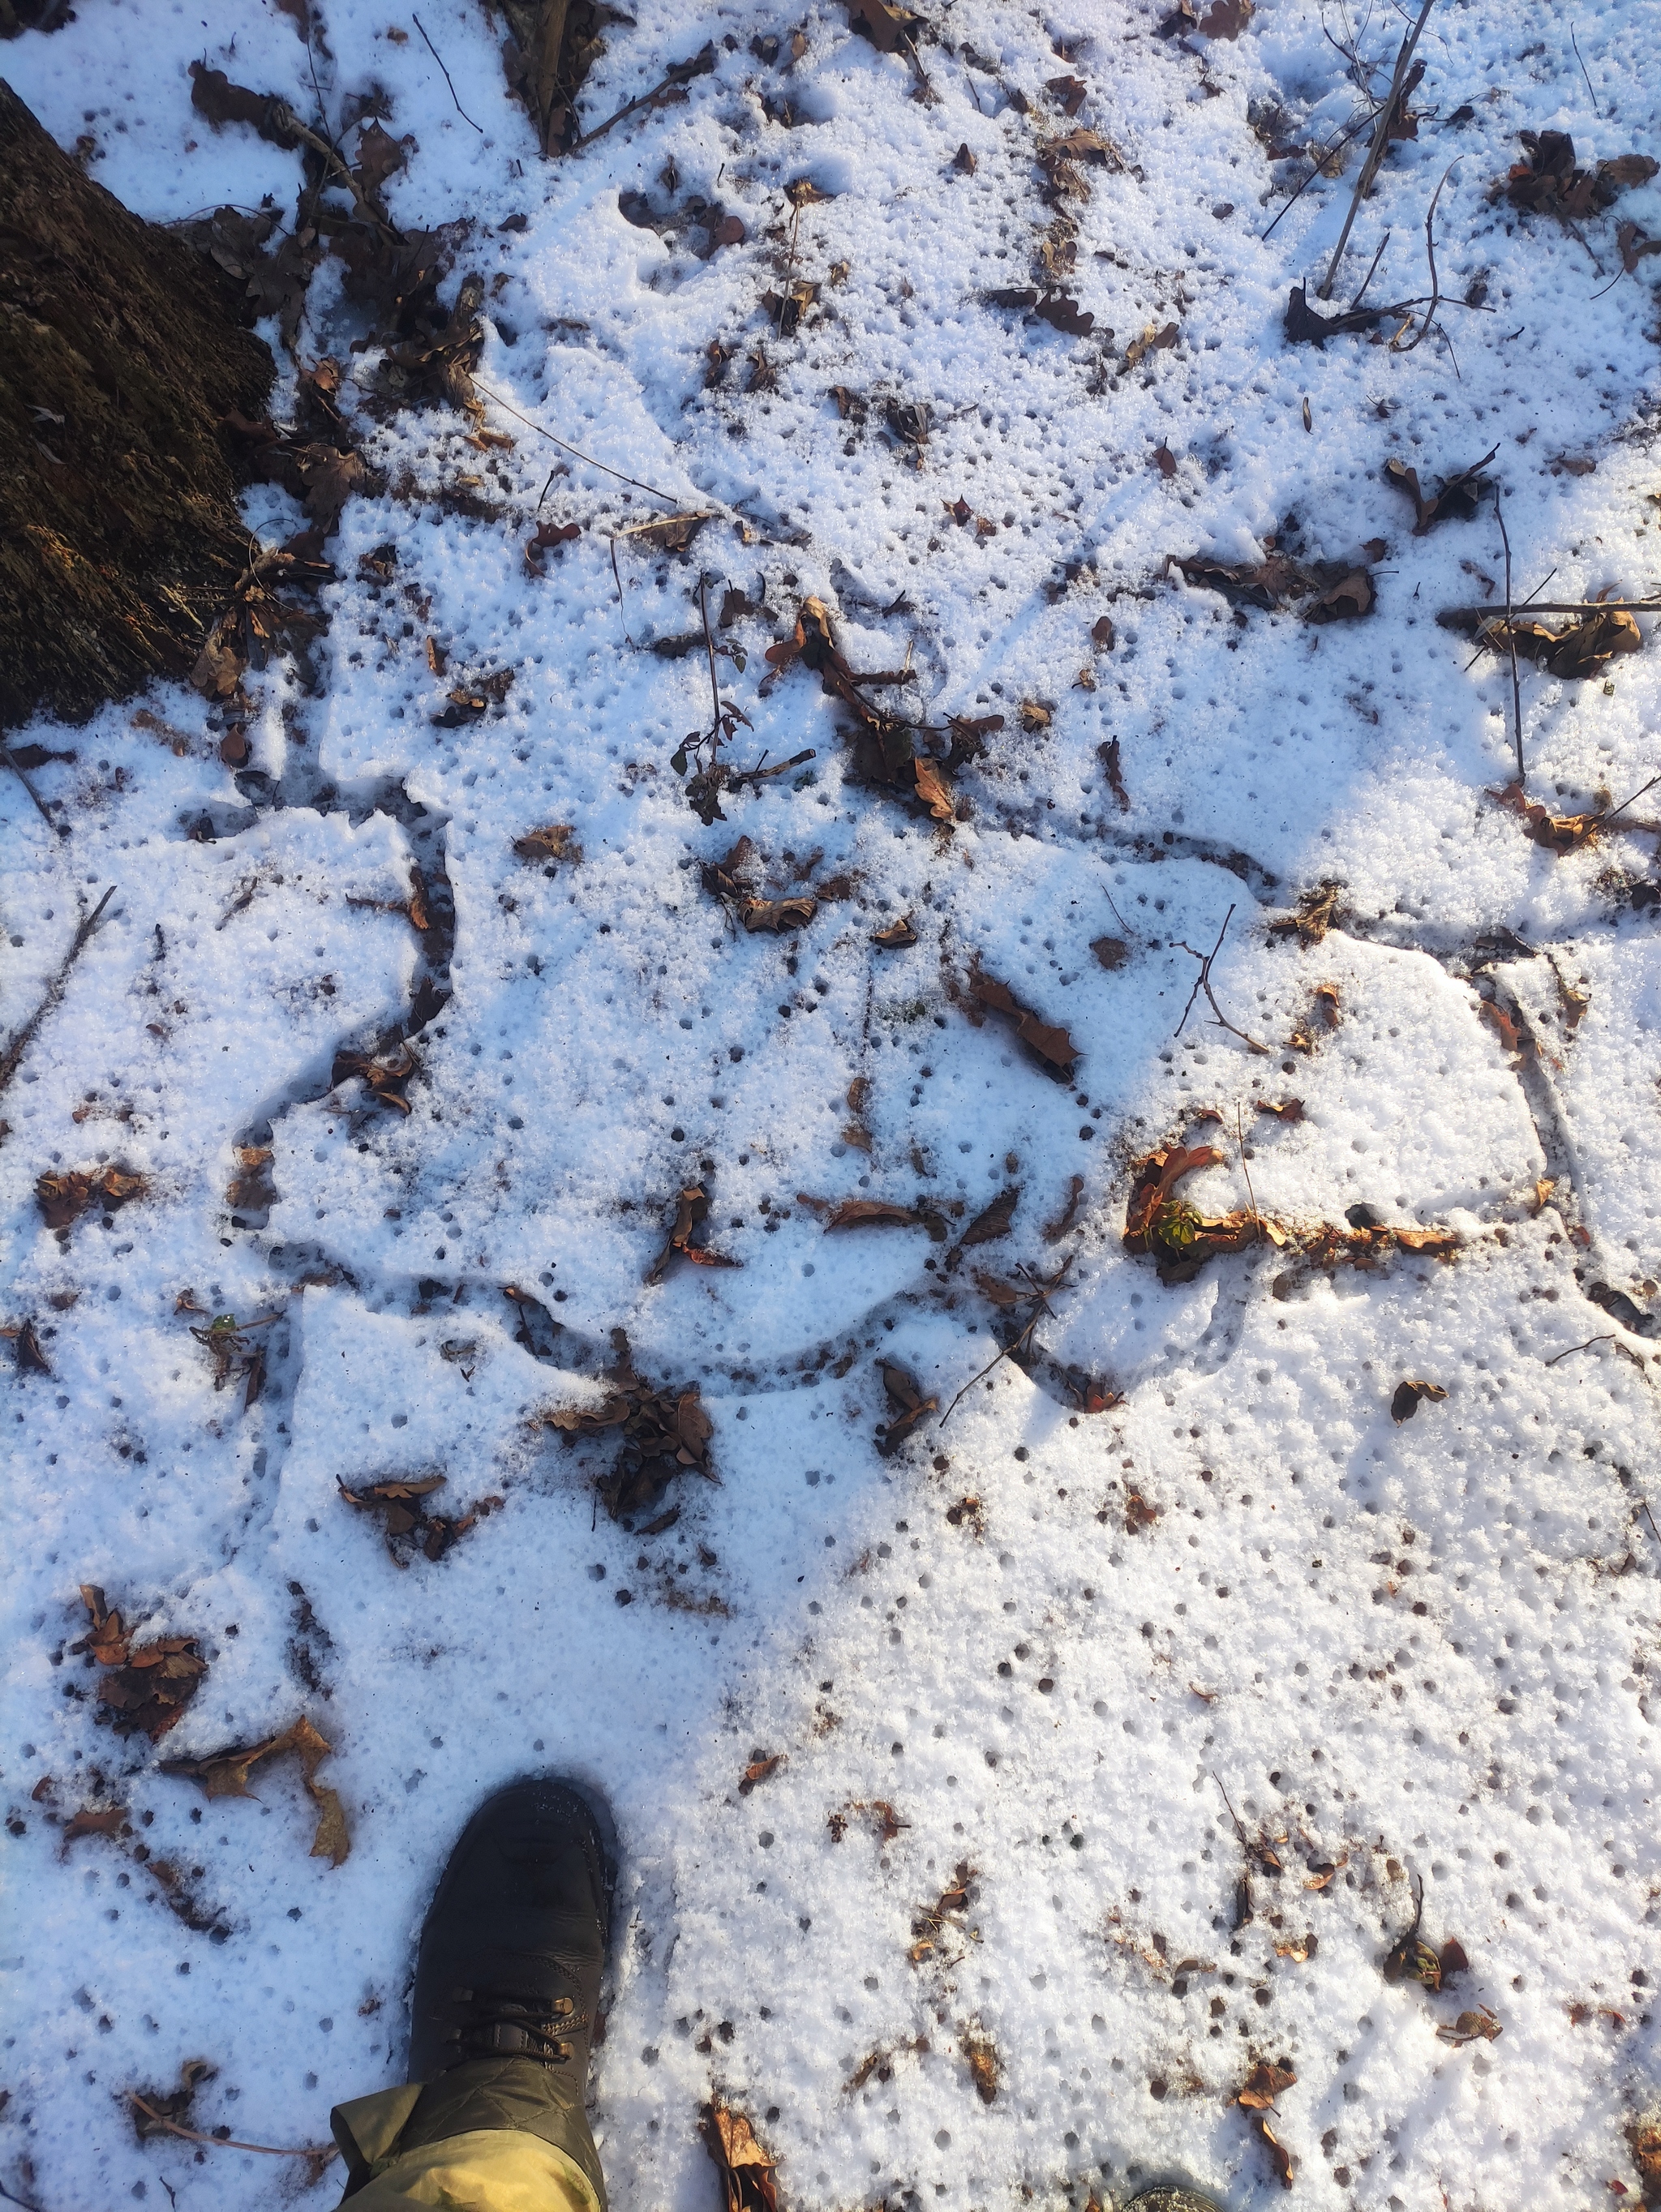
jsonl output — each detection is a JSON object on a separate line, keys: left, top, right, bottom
{"left": 401, "top": 1776, "right": 618, "bottom": 2204}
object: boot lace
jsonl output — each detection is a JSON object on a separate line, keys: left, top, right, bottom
{"left": 445, "top": 1989, "right": 586, "bottom": 2068}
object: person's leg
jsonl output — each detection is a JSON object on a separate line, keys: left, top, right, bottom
{"left": 331, "top": 1776, "right": 616, "bottom": 2210}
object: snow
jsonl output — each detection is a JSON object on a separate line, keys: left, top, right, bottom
{"left": 3, "top": 0, "right": 1660, "bottom": 2207}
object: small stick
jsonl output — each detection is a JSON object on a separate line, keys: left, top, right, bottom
{"left": 2, "top": 742, "right": 58, "bottom": 830}
{"left": 1545, "top": 1334, "right": 1617, "bottom": 1366}
{"left": 609, "top": 535, "right": 634, "bottom": 647}
{"left": 939, "top": 1256, "right": 1074, "bottom": 1426}
{"left": 1599, "top": 770, "right": 1661, "bottom": 825}
{"left": 1492, "top": 488, "right": 1525, "bottom": 785}
{"left": 1570, "top": 24, "right": 1601, "bottom": 119}
{"left": 0, "top": 885, "right": 116, "bottom": 1100}
{"left": 127, "top": 2095, "right": 337, "bottom": 2165}
{"left": 1350, "top": 230, "right": 1390, "bottom": 308}
{"left": 1449, "top": 598, "right": 1660, "bottom": 619}
{"left": 727, "top": 748, "right": 816, "bottom": 791}
{"left": 1637, "top": 1499, "right": 1661, "bottom": 1547}
{"left": 776, "top": 199, "right": 803, "bottom": 337}
{"left": 413, "top": 14, "right": 483, "bottom": 131}
{"left": 1395, "top": 161, "right": 1458, "bottom": 357}
{"left": 1234, "top": 1104, "right": 1263, "bottom": 1243}
{"left": 1174, "top": 907, "right": 1270, "bottom": 1056}
{"left": 1457, "top": 566, "right": 1558, "bottom": 673}
{"left": 1318, "top": 0, "right": 1438, "bottom": 300}
{"left": 570, "top": 47, "right": 713, "bottom": 155}
{"left": 473, "top": 378, "right": 685, "bottom": 508}
{"left": 1260, "top": 108, "right": 1379, "bottom": 241}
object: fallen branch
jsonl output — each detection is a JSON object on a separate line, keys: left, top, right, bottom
{"left": 0, "top": 885, "right": 116, "bottom": 1100}
{"left": 128, "top": 2095, "right": 337, "bottom": 2168}
{"left": 1317, "top": 0, "right": 1438, "bottom": 300}
{"left": 570, "top": 45, "right": 715, "bottom": 155}
{"left": 1174, "top": 907, "right": 1269, "bottom": 1056}
{"left": 413, "top": 12, "right": 484, "bottom": 132}
{"left": 1493, "top": 487, "right": 1524, "bottom": 785}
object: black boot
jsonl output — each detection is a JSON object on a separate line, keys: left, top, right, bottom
{"left": 397, "top": 1777, "right": 618, "bottom": 2207}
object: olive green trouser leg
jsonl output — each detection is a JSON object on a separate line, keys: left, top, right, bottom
{"left": 332, "top": 2060, "right": 606, "bottom": 2212}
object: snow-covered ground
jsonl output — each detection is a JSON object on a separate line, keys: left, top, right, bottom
{"left": 3, "top": 1, "right": 1661, "bottom": 2206}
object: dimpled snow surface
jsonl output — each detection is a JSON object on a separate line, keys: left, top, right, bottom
{"left": 2, "top": 2, "right": 1660, "bottom": 2209}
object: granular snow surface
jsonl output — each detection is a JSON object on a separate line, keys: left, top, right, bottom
{"left": 3, "top": 1, "right": 1661, "bottom": 2208}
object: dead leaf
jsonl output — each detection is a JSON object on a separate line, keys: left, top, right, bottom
{"left": 1437, "top": 2006, "right": 1502, "bottom": 2046}
{"left": 161, "top": 1717, "right": 349, "bottom": 1865}
{"left": 848, "top": 0, "right": 921, "bottom": 54}
{"left": 353, "top": 119, "right": 407, "bottom": 196}
{"left": 1125, "top": 320, "right": 1179, "bottom": 367}
{"left": 738, "top": 1752, "right": 785, "bottom": 1795}
{"left": 1019, "top": 700, "right": 1053, "bottom": 732}
{"left": 963, "top": 2031, "right": 1001, "bottom": 2104}
{"left": 1152, "top": 443, "right": 1178, "bottom": 478}
{"left": 878, "top": 1361, "right": 938, "bottom": 1451}
{"left": 1285, "top": 283, "right": 1388, "bottom": 346}
{"left": 547, "top": 1348, "right": 715, "bottom": 1524}
{"left": 1391, "top": 1378, "right": 1448, "bottom": 1422}
{"left": 1091, "top": 937, "right": 1129, "bottom": 971}
{"left": 1238, "top": 2060, "right": 1297, "bottom": 2110}
{"left": 1268, "top": 881, "right": 1341, "bottom": 945}
{"left": 513, "top": 823, "right": 582, "bottom": 865}
{"left": 1098, "top": 735, "right": 1130, "bottom": 810}
{"left": 1092, "top": 614, "right": 1116, "bottom": 651}
{"left": 966, "top": 961, "right": 1079, "bottom": 1077}
{"left": 63, "top": 1805, "right": 128, "bottom": 1843}
{"left": 826, "top": 1198, "right": 925, "bottom": 1231}
{"left": 646, "top": 1185, "right": 740, "bottom": 1283}
{"left": 526, "top": 520, "right": 581, "bottom": 566}
{"left": 955, "top": 142, "right": 977, "bottom": 174}
{"left": 1384, "top": 447, "right": 1498, "bottom": 534}
{"left": 873, "top": 916, "right": 918, "bottom": 949}
{"left": 1255, "top": 2114, "right": 1294, "bottom": 2190}
{"left": 912, "top": 757, "right": 956, "bottom": 821}
{"left": 1123, "top": 1146, "right": 1255, "bottom": 1276}
{"left": 741, "top": 896, "right": 818, "bottom": 932}
{"left": 1124, "top": 1490, "right": 1163, "bottom": 1533}
{"left": 36, "top": 1166, "right": 148, "bottom": 1232}
{"left": 1042, "top": 1173, "right": 1086, "bottom": 1242}
{"left": 701, "top": 2101, "right": 779, "bottom": 2212}
{"left": 1197, "top": 0, "right": 1253, "bottom": 32}
{"left": 332, "top": 1043, "right": 417, "bottom": 1114}
{"left": 1304, "top": 568, "right": 1374, "bottom": 623}
{"left": 960, "top": 1186, "right": 1018, "bottom": 1246}
{"left": 15, "top": 1318, "right": 50, "bottom": 1375}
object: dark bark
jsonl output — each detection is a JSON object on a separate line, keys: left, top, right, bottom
{"left": 0, "top": 79, "right": 276, "bottom": 729}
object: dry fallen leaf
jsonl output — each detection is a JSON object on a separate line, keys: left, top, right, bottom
{"left": 1238, "top": 2060, "right": 1297, "bottom": 2110}
{"left": 161, "top": 1716, "right": 350, "bottom": 1866}
{"left": 700, "top": 2102, "right": 778, "bottom": 2212}
{"left": 873, "top": 915, "right": 918, "bottom": 949}
{"left": 513, "top": 823, "right": 582, "bottom": 865}
{"left": 1391, "top": 1378, "right": 1447, "bottom": 1422}
{"left": 965, "top": 961, "right": 1079, "bottom": 1076}
{"left": 963, "top": 2030, "right": 1000, "bottom": 2104}
{"left": 71, "top": 1588, "right": 208, "bottom": 1743}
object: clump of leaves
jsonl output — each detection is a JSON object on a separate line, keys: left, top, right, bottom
{"left": 545, "top": 1335, "right": 715, "bottom": 1523}
{"left": 1437, "top": 2005, "right": 1501, "bottom": 2046}
{"left": 1381, "top": 1874, "right": 1468, "bottom": 1991}
{"left": 700, "top": 2102, "right": 778, "bottom": 2212}
{"left": 829, "top": 1798, "right": 908, "bottom": 1845}
{"left": 36, "top": 1164, "right": 146, "bottom": 1232}
{"left": 161, "top": 1715, "right": 350, "bottom": 1867}
{"left": 959, "top": 959, "right": 1077, "bottom": 1076}
{"left": 1284, "top": 283, "right": 1393, "bottom": 347}
{"left": 1497, "top": 131, "right": 1658, "bottom": 222}
{"left": 71, "top": 1586, "right": 208, "bottom": 1743}
{"left": 647, "top": 1184, "right": 740, "bottom": 1283}
{"left": 910, "top": 1859, "right": 976, "bottom": 1963}
{"left": 1123, "top": 1146, "right": 1256, "bottom": 1281}
{"left": 1238, "top": 2059, "right": 1296, "bottom": 2109}
{"left": 186, "top": 1304, "right": 278, "bottom": 1408}
{"left": 1384, "top": 446, "right": 1498, "bottom": 533}
{"left": 1449, "top": 603, "right": 1644, "bottom": 681}
{"left": 338, "top": 1472, "right": 502, "bottom": 1564}
{"left": 331, "top": 1041, "right": 418, "bottom": 1113}
{"left": 1390, "top": 1378, "right": 1447, "bottom": 1423}
{"left": 1268, "top": 881, "right": 1342, "bottom": 945}
{"left": 764, "top": 596, "right": 951, "bottom": 822}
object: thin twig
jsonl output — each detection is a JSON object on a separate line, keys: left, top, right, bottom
{"left": 1637, "top": 1499, "right": 1661, "bottom": 1547}
{"left": 0, "top": 885, "right": 117, "bottom": 1100}
{"left": 1234, "top": 1104, "right": 1264, "bottom": 1244}
{"left": 1570, "top": 24, "right": 1601, "bottom": 119}
{"left": 727, "top": 748, "right": 816, "bottom": 791}
{"left": 0, "top": 2184, "right": 47, "bottom": 2212}
{"left": 1395, "top": 161, "right": 1457, "bottom": 357}
{"left": 776, "top": 199, "right": 803, "bottom": 337}
{"left": 1350, "top": 230, "right": 1390, "bottom": 307}
{"left": 2, "top": 743, "right": 58, "bottom": 830}
{"left": 128, "top": 2095, "right": 337, "bottom": 2166}
{"left": 1493, "top": 487, "right": 1525, "bottom": 784}
{"left": 1600, "top": 771, "right": 1661, "bottom": 826}
{"left": 939, "top": 1257, "right": 1074, "bottom": 1427}
{"left": 1260, "top": 108, "right": 1379, "bottom": 241}
{"left": 1451, "top": 598, "right": 1660, "bottom": 619}
{"left": 697, "top": 574, "right": 723, "bottom": 731}
{"left": 412, "top": 13, "right": 483, "bottom": 131}
{"left": 609, "top": 534, "right": 634, "bottom": 648}
{"left": 1457, "top": 566, "right": 1558, "bottom": 672}
{"left": 1544, "top": 1334, "right": 1617, "bottom": 1366}
{"left": 1318, "top": 0, "right": 1438, "bottom": 299}
{"left": 570, "top": 46, "right": 713, "bottom": 154}
{"left": 1174, "top": 907, "right": 1270, "bottom": 1056}
{"left": 473, "top": 379, "right": 685, "bottom": 508}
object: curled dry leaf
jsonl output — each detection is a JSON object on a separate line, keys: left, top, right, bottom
{"left": 738, "top": 1751, "right": 785, "bottom": 1795}
{"left": 1498, "top": 130, "right": 1658, "bottom": 221}
{"left": 647, "top": 1184, "right": 740, "bottom": 1283}
{"left": 14, "top": 1318, "right": 50, "bottom": 1375}
{"left": 338, "top": 1472, "right": 501, "bottom": 1565}
{"left": 878, "top": 1361, "right": 938, "bottom": 1452}
{"left": 1391, "top": 1378, "right": 1447, "bottom": 1423}
{"left": 1124, "top": 1490, "right": 1163, "bottom": 1533}
{"left": 829, "top": 1797, "right": 909, "bottom": 1845}
{"left": 700, "top": 2102, "right": 778, "bottom": 2212}
{"left": 826, "top": 1198, "right": 925, "bottom": 1231}
{"left": 873, "top": 915, "right": 918, "bottom": 949}
{"left": 1304, "top": 568, "right": 1374, "bottom": 623}
{"left": 959, "top": 1185, "right": 1019, "bottom": 1246}
{"left": 1125, "top": 319, "right": 1178, "bottom": 367}
{"left": 1238, "top": 2060, "right": 1297, "bottom": 2110}
{"left": 963, "top": 2030, "right": 1001, "bottom": 2105}
{"left": 1268, "top": 881, "right": 1341, "bottom": 945}
{"left": 1042, "top": 1173, "right": 1086, "bottom": 1242}
{"left": 513, "top": 823, "right": 582, "bottom": 865}
{"left": 1255, "top": 2114, "right": 1294, "bottom": 2190}
{"left": 331, "top": 1043, "right": 417, "bottom": 1114}
{"left": 741, "top": 896, "right": 818, "bottom": 932}
{"left": 1384, "top": 447, "right": 1497, "bottom": 534}
{"left": 1285, "top": 283, "right": 1388, "bottom": 347}
{"left": 161, "top": 1716, "right": 350, "bottom": 1866}
{"left": 1437, "top": 2006, "right": 1502, "bottom": 2047}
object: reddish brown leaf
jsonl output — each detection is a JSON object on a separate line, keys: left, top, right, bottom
{"left": 1238, "top": 2060, "right": 1297, "bottom": 2110}
{"left": 1390, "top": 1378, "right": 1447, "bottom": 1422}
